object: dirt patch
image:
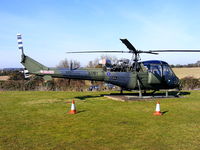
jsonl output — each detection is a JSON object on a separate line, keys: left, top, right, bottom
{"left": 0, "top": 76, "right": 9, "bottom": 81}
{"left": 22, "top": 99, "right": 64, "bottom": 105}
{"left": 22, "top": 98, "right": 80, "bottom": 105}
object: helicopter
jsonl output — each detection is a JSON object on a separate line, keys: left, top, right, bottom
{"left": 17, "top": 34, "right": 200, "bottom": 96}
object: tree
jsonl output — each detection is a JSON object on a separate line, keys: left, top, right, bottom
{"left": 9, "top": 71, "right": 24, "bottom": 80}
{"left": 57, "top": 59, "right": 80, "bottom": 69}
{"left": 57, "top": 59, "right": 69, "bottom": 68}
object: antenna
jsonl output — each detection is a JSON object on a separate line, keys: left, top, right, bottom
{"left": 70, "top": 60, "right": 73, "bottom": 70}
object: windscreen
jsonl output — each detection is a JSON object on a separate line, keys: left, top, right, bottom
{"left": 143, "top": 63, "right": 162, "bottom": 76}
{"left": 163, "top": 65, "right": 174, "bottom": 77}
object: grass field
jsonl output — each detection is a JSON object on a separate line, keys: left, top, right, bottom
{"left": 172, "top": 67, "right": 200, "bottom": 78}
{"left": 0, "top": 91, "right": 200, "bottom": 150}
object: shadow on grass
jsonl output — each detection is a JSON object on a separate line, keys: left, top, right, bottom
{"left": 77, "top": 110, "right": 87, "bottom": 113}
{"left": 178, "top": 91, "right": 191, "bottom": 96}
{"left": 67, "top": 110, "right": 87, "bottom": 114}
{"left": 75, "top": 95, "right": 103, "bottom": 100}
{"left": 109, "top": 91, "right": 190, "bottom": 97}
{"left": 161, "top": 110, "right": 169, "bottom": 115}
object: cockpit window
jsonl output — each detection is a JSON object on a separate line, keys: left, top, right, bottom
{"left": 150, "top": 65, "right": 162, "bottom": 76}
{"left": 163, "top": 65, "right": 173, "bottom": 76}
{"left": 143, "top": 64, "right": 162, "bottom": 76}
{"left": 143, "top": 62, "right": 175, "bottom": 78}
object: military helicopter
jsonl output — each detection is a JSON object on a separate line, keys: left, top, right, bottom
{"left": 17, "top": 34, "right": 200, "bottom": 96}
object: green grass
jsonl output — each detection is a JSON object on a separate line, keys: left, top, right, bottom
{"left": 0, "top": 91, "right": 200, "bottom": 150}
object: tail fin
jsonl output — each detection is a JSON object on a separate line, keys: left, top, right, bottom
{"left": 17, "top": 34, "right": 48, "bottom": 73}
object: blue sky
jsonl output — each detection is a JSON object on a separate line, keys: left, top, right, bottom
{"left": 1, "top": 0, "right": 200, "bottom": 68}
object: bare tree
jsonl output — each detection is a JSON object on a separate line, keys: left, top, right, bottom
{"left": 87, "top": 61, "right": 94, "bottom": 68}
{"left": 57, "top": 59, "right": 80, "bottom": 69}
{"left": 87, "top": 58, "right": 99, "bottom": 68}
{"left": 57, "top": 58, "right": 69, "bottom": 68}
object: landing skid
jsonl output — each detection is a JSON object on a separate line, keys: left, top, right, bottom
{"left": 107, "top": 89, "right": 183, "bottom": 102}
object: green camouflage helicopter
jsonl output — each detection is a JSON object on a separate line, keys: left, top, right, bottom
{"left": 17, "top": 34, "right": 200, "bottom": 96}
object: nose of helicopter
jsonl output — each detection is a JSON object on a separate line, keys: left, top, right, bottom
{"left": 166, "top": 76, "right": 180, "bottom": 88}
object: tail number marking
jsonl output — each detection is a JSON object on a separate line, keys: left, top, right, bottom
{"left": 40, "top": 70, "right": 55, "bottom": 74}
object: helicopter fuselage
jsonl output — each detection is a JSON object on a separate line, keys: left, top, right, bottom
{"left": 25, "top": 56, "right": 179, "bottom": 91}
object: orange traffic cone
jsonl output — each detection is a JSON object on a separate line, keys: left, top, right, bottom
{"left": 68, "top": 100, "right": 77, "bottom": 114}
{"left": 153, "top": 101, "right": 162, "bottom": 116}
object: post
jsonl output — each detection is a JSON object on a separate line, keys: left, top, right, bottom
{"left": 137, "top": 79, "right": 142, "bottom": 98}
{"left": 165, "top": 90, "right": 168, "bottom": 97}
{"left": 120, "top": 88, "right": 123, "bottom": 94}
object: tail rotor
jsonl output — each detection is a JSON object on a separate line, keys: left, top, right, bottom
{"left": 17, "top": 33, "right": 24, "bottom": 55}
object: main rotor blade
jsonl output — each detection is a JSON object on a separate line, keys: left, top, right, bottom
{"left": 120, "top": 39, "right": 137, "bottom": 53}
{"left": 66, "top": 50, "right": 130, "bottom": 53}
{"left": 138, "top": 50, "right": 158, "bottom": 55}
{"left": 149, "top": 50, "right": 200, "bottom": 53}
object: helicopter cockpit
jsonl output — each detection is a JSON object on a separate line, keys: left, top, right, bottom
{"left": 142, "top": 60, "right": 180, "bottom": 88}
{"left": 142, "top": 60, "right": 174, "bottom": 78}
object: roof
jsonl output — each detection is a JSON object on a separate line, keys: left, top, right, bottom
{"left": 141, "top": 60, "right": 169, "bottom": 65}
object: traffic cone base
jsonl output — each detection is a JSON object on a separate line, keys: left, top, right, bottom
{"left": 154, "top": 111, "right": 162, "bottom": 116}
{"left": 68, "top": 110, "right": 77, "bottom": 114}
